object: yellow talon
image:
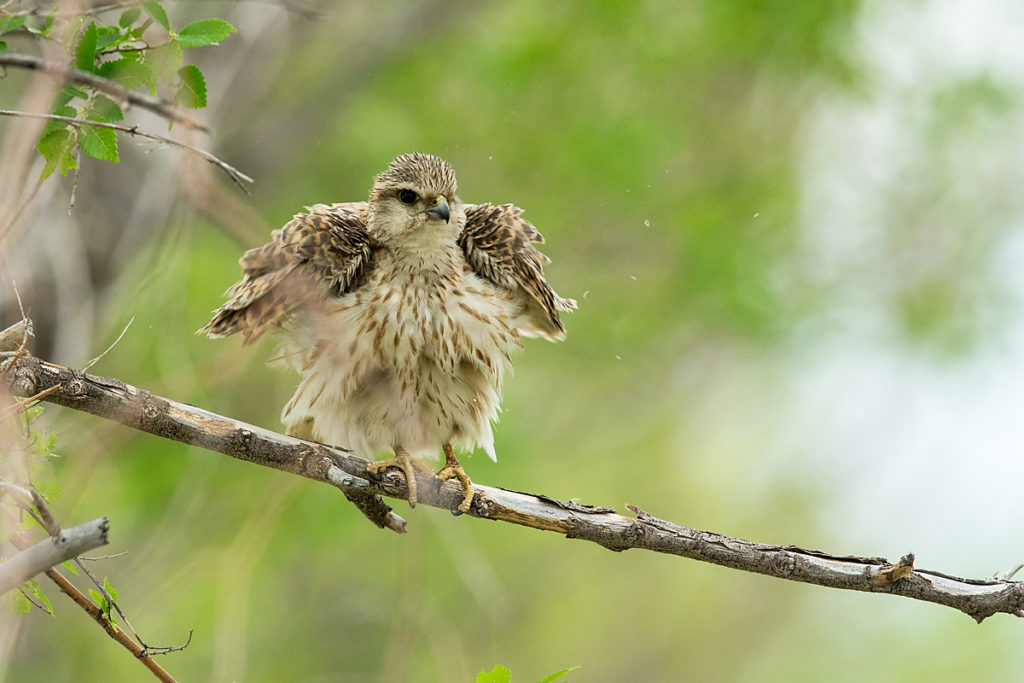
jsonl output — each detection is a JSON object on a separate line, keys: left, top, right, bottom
{"left": 437, "top": 443, "right": 475, "bottom": 513}
{"left": 367, "top": 448, "right": 425, "bottom": 507}
{"left": 367, "top": 445, "right": 475, "bottom": 512}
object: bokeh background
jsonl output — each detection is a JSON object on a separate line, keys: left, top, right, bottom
{"left": 3, "top": 0, "right": 1024, "bottom": 680}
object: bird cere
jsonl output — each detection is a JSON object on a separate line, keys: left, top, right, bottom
{"left": 203, "top": 153, "right": 575, "bottom": 512}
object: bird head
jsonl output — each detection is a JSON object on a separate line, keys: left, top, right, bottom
{"left": 368, "top": 153, "right": 462, "bottom": 248}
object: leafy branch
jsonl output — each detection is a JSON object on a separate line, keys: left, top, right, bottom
{"left": 0, "top": 2, "right": 242, "bottom": 185}
{"left": 3, "top": 327, "right": 1022, "bottom": 624}
{"left": 0, "top": 52, "right": 207, "bottom": 130}
{"left": 0, "top": 108, "right": 253, "bottom": 188}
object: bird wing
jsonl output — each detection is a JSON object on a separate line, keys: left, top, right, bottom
{"left": 459, "top": 203, "right": 576, "bottom": 341}
{"left": 201, "top": 202, "right": 373, "bottom": 343}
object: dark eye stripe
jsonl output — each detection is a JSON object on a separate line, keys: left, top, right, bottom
{"left": 398, "top": 189, "right": 417, "bottom": 204}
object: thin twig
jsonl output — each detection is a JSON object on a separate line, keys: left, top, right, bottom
{"left": 1005, "top": 564, "right": 1024, "bottom": 581}
{"left": 0, "top": 384, "right": 60, "bottom": 418}
{"left": 143, "top": 629, "right": 193, "bottom": 658}
{"left": 80, "top": 551, "right": 129, "bottom": 562}
{"left": 4, "top": 349, "right": 1023, "bottom": 623}
{"left": 17, "top": 584, "right": 52, "bottom": 613}
{"left": 73, "top": 554, "right": 148, "bottom": 648}
{"left": 68, "top": 143, "right": 82, "bottom": 213}
{"left": 83, "top": 316, "right": 134, "bottom": 372}
{"left": 1, "top": 1, "right": 142, "bottom": 18}
{"left": 0, "top": 109, "right": 253, "bottom": 191}
{"left": 0, "top": 481, "right": 45, "bottom": 528}
{"left": 0, "top": 53, "right": 207, "bottom": 131}
{"left": 42, "top": 562, "right": 177, "bottom": 682}
{"left": 11, "top": 285, "right": 27, "bottom": 332}
{"left": 98, "top": 44, "right": 151, "bottom": 55}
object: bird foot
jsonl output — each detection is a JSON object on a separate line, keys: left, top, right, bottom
{"left": 438, "top": 444, "right": 475, "bottom": 513}
{"left": 366, "top": 446, "right": 475, "bottom": 512}
{"left": 367, "top": 451, "right": 434, "bottom": 508}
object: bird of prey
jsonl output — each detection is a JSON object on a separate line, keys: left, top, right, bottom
{"left": 202, "top": 153, "right": 575, "bottom": 511}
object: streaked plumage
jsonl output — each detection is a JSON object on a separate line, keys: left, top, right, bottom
{"left": 203, "top": 153, "right": 574, "bottom": 508}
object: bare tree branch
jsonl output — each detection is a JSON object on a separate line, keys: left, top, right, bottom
{"left": 0, "top": 109, "right": 253, "bottom": 191}
{"left": 0, "top": 53, "right": 207, "bottom": 131}
{"left": 2, "top": 347, "right": 1022, "bottom": 623}
{"left": 7, "top": 540, "right": 180, "bottom": 683}
{"left": 0, "top": 482, "right": 178, "bottom": 682}
{"left": 0, "top": 517, "right": 109, "bottom": 595}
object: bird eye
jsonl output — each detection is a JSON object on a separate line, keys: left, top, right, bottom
{"left": 398, "top": 189, "right": 418, "bottom": 204}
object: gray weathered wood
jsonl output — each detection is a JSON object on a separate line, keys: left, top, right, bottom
{"left": 3, "top": 350, "right": 1022, "bottom": 622}
{"left": 0, "top": 517, "right": 109, "bottom": 595}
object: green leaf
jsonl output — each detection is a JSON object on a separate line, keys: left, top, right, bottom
{"left": 98, "top": 57, "right": 156, "bottom": 94}
{"left": 25, "top": 580, "right": 53, "bottom": 616}
{"left": 538, "top": 667, "right": 580, "bottom": 683}
{"left": 142, "top": 1, "right": 170, "bottom": 31}
{"left": 147, "top": 39, "right": 182, "bottom": 81}
{"left": 128, "top": 18, "right": 153, "bottom": 42}
{"left": 54, "top": 85, "right": 88, "bottom": 109}
{"left": 96, "top": 26, "right": 122, "bottom": 51}
{"left": 3, "top": 591, "right": 30, "bottom": 616}
{"left": 103, "top": 577, "right": 119, "bottom": 603}
{"left": 119, "top": 8, "right": 142, "bottom": 28}
{"left": 0, "top": 41, "right": 6, "bottom": 53}
{"left": 175, "top": 64, "right": 206, "bottom": 108}
{"left": 477, "top": 665, "right": 512, "bottom": 683}
{"left": 19, "top": 513, "right": 37, "bottom": 532}
{"left": 25, "top": 15, "right": 55, "bottom": 37}
{"left": 88, "top": 588, "right": 105, "bottom": 609}
{"left": 62, "top": 561, "right": 79, "bottom": 575}
{"left": 36, "top": 128, "right": 74, "bottom": 180}
{"left": 75, "top": 21, "right": 98, "bottom": 71}
{"left": 60, "top": 144, "right": 77, "bottom": 176}
{"left": 39, "top": 104, "right": 77, "bottom": 139}
{"left": 88, "top": 586, "right": 114, "bottom": 624}
{"left": 0, "top": 17, "right": 28, "bottom": 35}
{"left": 33, "top": 479, "right": 62, "bottom": 501}
{"left": 80, "top": 126, "right": 118, "bottom": 163}
{"left": 175, "top": 18, "right": 236, "bottom": 47}
{"left": 89, "top": 95, "right": 124, "bottom": 122}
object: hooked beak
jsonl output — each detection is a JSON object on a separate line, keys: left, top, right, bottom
{"left": 426, "top": 196, "right": 450, "bottom": 223}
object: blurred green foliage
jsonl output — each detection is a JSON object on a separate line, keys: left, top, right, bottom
{"left": 2, "top": 0, "right": 1023, "bottom": 681}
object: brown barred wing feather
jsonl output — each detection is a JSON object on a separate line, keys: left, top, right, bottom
{"left": 201, "top": 202, "right": 372, "bottom": 343}
{"left": 459, "top": 203, "right": 576, "bottom": 341}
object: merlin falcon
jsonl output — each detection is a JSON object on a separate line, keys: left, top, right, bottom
{"left": 202, "top": 153, "right": 575, "bottom": 511}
